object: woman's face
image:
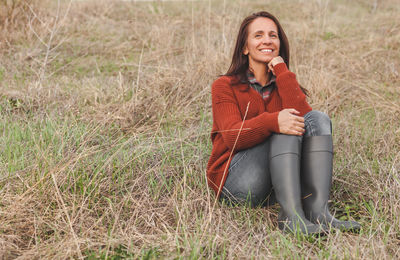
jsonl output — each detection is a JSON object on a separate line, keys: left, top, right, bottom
{"left": 243, "top": 17, "right": 280, "bottom": 67}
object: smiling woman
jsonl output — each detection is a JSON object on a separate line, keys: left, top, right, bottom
{"left": 243, "top": 18, "right": 280, "bottom": 86}
{"left": 206, "top": 11, "right": 361, "bottom": 235}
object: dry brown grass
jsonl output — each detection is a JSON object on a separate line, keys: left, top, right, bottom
{"left": 0, "top": 0, "right": 399, "bottom": 258}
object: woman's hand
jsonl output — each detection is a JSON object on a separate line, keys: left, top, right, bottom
{"left": 278, "top": 108, "right": 305, "bottom": 136}
{"left": 268, "top": 56, "right": 285, "bottom": 75}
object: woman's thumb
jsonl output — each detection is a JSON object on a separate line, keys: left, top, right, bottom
{"left": 289, "top": 109, "right": 300, "bottom": 114}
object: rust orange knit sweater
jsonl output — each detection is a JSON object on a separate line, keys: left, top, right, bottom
{"left": 207, "top": 63, "right": 312, "bottom": 196}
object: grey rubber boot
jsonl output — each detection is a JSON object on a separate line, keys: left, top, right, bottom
{"left": 301, "top": 135, "right": 361, "bottom": 231}
{"left": 268, "top": 134, "right": 327, "bottom": 235}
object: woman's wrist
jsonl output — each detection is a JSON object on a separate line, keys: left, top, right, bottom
{"left": 273, "top": 62, "right": 289, "bottom": 76}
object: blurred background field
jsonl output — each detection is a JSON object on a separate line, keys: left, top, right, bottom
{"left": 0, "top": 0, "right": 399, "bottom": 258}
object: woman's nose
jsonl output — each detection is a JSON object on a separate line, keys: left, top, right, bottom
{"left": 262, "top": 36, "right": 272, "bottom": 44}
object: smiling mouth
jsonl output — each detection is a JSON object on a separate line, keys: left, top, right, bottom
{"left": 260, "top": 49, "right": 273, "bottom": 53}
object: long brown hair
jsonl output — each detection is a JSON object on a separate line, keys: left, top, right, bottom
{"left": 226, "top": 11, "right": 308, "bottom": 94}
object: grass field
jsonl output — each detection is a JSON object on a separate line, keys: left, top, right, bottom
{"left": 1, "top": 0, "right": 399, "bottom": 258}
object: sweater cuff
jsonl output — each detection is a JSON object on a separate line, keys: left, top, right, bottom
{"left": 262, "top": 111, "right": 280, "bottom": 134}
{"left": 273, "top": 63, "right": 289, "bottom": 77}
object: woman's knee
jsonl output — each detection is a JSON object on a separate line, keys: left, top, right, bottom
{"left": 304, "top": 110, "right": 332, "bottom": 136}
{"left": 222, "top": 168, "right": 272, "bottom": 207}
{"left": 223, "top": 138, "right": 272, "bottom": 207}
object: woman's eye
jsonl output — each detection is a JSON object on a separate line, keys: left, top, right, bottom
{"left": 255, "top": 34, "right": 262, "bottom": 38}
{"left": 270, "top": 34, "right": 277, "bottom": 38}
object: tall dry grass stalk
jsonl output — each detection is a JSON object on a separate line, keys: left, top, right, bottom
{"left": 0, "top": 0, "right": 399, "bottom": 258}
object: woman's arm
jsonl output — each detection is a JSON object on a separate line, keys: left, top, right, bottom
{"left": 269, "top": 58, "right": 312, "bottom": 116}
{"left": 212, "top": 77, "right": 280, "bottom": 151}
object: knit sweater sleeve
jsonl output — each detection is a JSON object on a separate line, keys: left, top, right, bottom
{"left": 211, "top": 77, "right": 280, "bottom": 151}
{"left": 274, "top": 63, "right": 312, "bottom": 116}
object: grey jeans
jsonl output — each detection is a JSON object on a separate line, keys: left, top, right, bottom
{"left": 220, "top": 110, "right": 332, "bottom": 207}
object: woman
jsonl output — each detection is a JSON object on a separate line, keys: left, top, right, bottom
{"left": 206, "top": 11, "right": 361, "bottom": 234}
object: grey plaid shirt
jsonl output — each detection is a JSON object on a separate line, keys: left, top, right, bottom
{"left": 246, "top": 70, "right": 276, "bottom": 102}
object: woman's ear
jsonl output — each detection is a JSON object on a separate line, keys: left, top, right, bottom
{"left": 243, "top": 45, "right": 249, "bottom": 55}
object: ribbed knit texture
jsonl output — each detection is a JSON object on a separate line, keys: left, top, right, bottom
{"left": 207, "top": 63, "right": 312, "bottom": 196}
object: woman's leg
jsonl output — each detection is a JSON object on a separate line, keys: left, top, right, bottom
{"left": 301, "top": 110, "right": 361, "bottom": 230}
{"left": 268, "top": 134, "right": 326, "bottom": 234}
{"left": 304, "top": 110, "right": 332, "bottom": 136}
{"left": 220, "top": 139, "right": 274, "bottom": 207}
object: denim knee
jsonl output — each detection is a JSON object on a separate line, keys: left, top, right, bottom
{"left": 304, "top": 110, "right": 332, "bottom": 136}
{"left": 222, "top": 139, "right": 272, "bottom": 207}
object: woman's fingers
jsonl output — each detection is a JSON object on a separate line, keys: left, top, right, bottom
{"left": 284, "top": 122, "right": 304, "bottom": 135}
{"left": 296, "top": 116, "right": 305, "bottom": 123}
{"left": 290, "top": 112, "right": 304, "bottom": 122}
{"left": 268, "top": 62, "right": 275, "bottom": 75}
{"left": 289, "top": 128, "right": 303, "bottom": 136}
{"left": 270, "top": 56, "right": 285, "bottom": 67}
{"left": 290, "top": 112, "right": 304, "bottom": 125}
{"left": 288, "top": 108, "right": 300, "bottom": 115}
{"left": 290, "top": 117, "right": 305, "bottom": 134}
{"left": 278, "top": 108, "right": 306, "bottom": 135}
{"left": 296, "top": 126, "right": 305, "bottom": 133}
{"left": 294, "top": 120, "right": 305, "bottom": 128}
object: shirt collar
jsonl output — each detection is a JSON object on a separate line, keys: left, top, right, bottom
{"left": 246, "top": 70, "right": 276, "bottom": 87}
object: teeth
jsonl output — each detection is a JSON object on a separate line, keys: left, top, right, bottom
{"left": 261, "top": 49, "right": 273, "bottom": 53}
